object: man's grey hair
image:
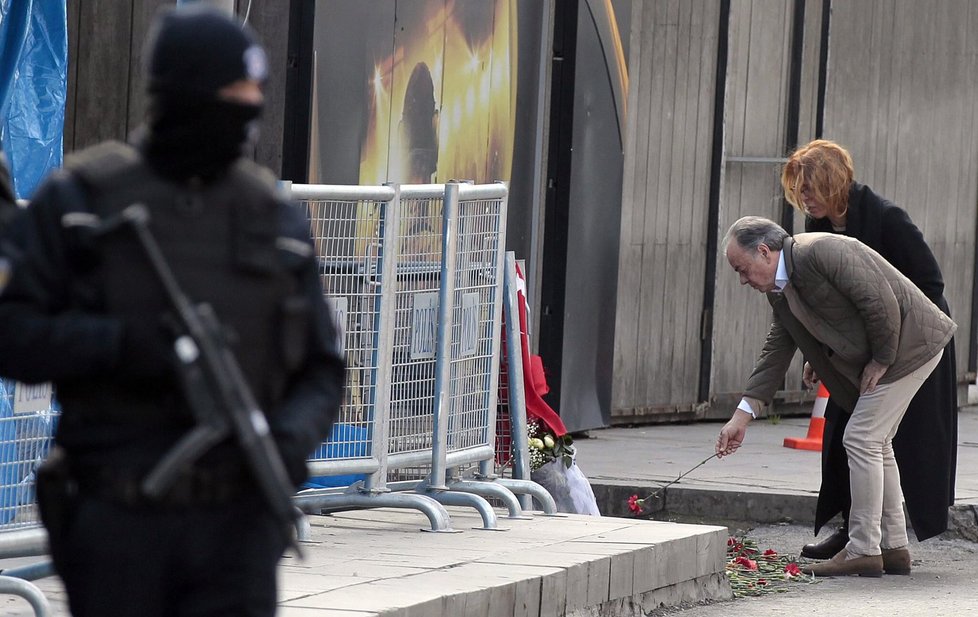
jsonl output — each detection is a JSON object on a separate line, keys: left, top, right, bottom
{"left": 723, "top": 216, "right": 789, "bottom": 251}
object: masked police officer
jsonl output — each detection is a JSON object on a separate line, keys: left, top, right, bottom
{"left": 0, "top": 6, "right": 344, "bottom": 616}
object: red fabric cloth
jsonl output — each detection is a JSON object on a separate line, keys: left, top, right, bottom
{"left": 513, "top": 263, "right": 566, "bottom": 436}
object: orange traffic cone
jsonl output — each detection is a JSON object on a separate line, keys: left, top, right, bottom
{"left": 783, "top": 383, "right": 829, "bottom": 451}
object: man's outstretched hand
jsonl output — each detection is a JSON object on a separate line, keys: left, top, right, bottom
{"left": 716, "top": 411, "right": 752, "bottom": 458}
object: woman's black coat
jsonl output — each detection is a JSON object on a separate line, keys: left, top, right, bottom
{"left": 805, "top": 182, "right": 958, "bottom": 540}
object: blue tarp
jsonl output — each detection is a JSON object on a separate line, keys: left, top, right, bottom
{"left": 0, "top": 0, "right": 68, "bottom": 199}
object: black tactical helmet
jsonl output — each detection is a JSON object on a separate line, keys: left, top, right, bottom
{"left": 145, "top": 5, "right": 267, "bottom": 97}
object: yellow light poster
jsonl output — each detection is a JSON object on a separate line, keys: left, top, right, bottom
{"left": 311, "top": 0, "right": 520, "bottom": 260}
{"left": 359, "top": 0, "right": 514, "bottom": 186}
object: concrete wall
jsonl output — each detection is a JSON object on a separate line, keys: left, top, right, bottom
{"left": 612, "top": 0, "right": 978, "bottom": 423}
{"left": 65, "top": 0, "right": 290, "bottom": 175}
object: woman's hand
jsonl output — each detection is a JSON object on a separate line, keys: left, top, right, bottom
{"left": 802, "top": 361, "right": 819, "bottom": 389}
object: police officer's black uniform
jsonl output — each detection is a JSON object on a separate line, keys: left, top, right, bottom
{"left": 0, "top": 149, "right": 17, "bottom": 229}
{"left": 0, "top": 7, "right": 344, "bottom": 617}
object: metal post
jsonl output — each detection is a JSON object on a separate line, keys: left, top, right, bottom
{"left": 478, "top": 183, "right": 509, "bottom": 480}
{"left": 368, "top": 184, "right": 400, "bottom": 492}
{"left": 502, "top": 253, "right": 532, "bottom": 509}
{"left": 428, "top": 183, "right": 460, "bottom": 490}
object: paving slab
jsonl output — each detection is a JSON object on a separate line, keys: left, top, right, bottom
{"left": 6, "top": 406, "right": 973, "bottom": 615}
{"left": 575, "top": 406, "right": 978, "bottom": 536}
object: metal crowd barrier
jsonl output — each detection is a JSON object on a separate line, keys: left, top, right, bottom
{"left": 415, "top": 183, "right": 540, "bottom": 524}
{"left": 289, "top": 182, "right": 550, "bottom": 530}
{"left": 0, "top": 380, "right": 56, "bottom": 616}
{"left": 285, "top": 183, "right": 452, "bottom": 531}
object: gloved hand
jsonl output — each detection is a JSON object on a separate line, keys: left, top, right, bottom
{"left": 118, "top": 316, "right": 177, "bottom": 378}
{"left": 272, "top": 431, "right": 314, "bottom": 489}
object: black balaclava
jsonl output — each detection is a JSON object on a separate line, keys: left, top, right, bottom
{"left": 141, "top": 6, "right": 268, "bottom": 182}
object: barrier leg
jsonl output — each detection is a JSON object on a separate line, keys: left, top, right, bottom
{"left": 446, "top": 478, "right": 532, "bottom": 520}
{"left": 0, "top": 576, "right": 51, "bottom": 617}
{"left": 492, "top": 478, "right": 564, "bottom": 516}
{"left": 293, "top": 484, "right": 456, "bottom": 532}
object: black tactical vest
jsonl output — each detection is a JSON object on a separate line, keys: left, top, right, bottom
{"left": 56, "top": 142, "right": 302, "bottom": 460}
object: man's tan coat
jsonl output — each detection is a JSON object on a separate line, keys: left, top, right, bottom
{"left": 743, "top": 233, "right": 956, "bottom": 406}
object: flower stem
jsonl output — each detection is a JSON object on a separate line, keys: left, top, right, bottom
{"left": 646, "top": 452, "right": 718, "bottom": 501}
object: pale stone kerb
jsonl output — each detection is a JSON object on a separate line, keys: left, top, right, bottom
{"left": 487, "top": 580, "right": 518, "bottom": 617}
{"left": 650, "top": 535, "right": 698, "bottom": 589}
{"left": 630, "top": 546, "right": 655, "bottom": 595}
{"left": 512, "top": 577, "right": 543, "bottom": 617}
{"left": 696, "top": 528, "right": 729, "bottom": 575}
{"left": 608, "top": 551, "right": 636, "bottom": 600}
{"left": 538, "top": 568, "right": 568, "bottom": 617}
{"left": 564, "top": 572, "right": 732, "bottom": 617}
{"left": 564, "top": 562, "right": 589, "bottom": 614}
{"left": 585, "top": 556, "right": 612, "bottom": 607}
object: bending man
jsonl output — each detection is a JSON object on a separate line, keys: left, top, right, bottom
{"left": 716, "top": 216, "right": 954, "bottom": 577}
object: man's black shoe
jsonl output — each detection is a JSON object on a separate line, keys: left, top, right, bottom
{"left": 801, "top": 527, "right": 849, "bottom": 560}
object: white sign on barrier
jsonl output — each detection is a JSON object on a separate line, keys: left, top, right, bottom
{"left": 410, "top": 292, "right": 439, "bottom": 360}
{"left": 460, "top": 292, "right": 480, "bottom": 357}
{"left": 13, "top": 381, "right": 52, "bottom": 415}
{"left": 329, "top": 296, "right": 348, "bottom": 355}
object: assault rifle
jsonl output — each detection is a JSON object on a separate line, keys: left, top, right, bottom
{"left": 97, "top": 203, "right": 302, "bottom": 555}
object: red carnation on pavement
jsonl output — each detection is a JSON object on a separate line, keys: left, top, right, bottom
{"left": 784, "top": 563, "right": 802, "bottom": 577}
{"left": 762, "top": 549, "right": 778, "bottom": 559}
{"left": 733, "top": 556, "right": 758, "bottom": 570}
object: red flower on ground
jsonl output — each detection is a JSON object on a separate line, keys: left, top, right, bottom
{"left": 627, "top": 494, "right": 644, "bottom": 514}
{"left": 784, "top": 563, "right": 802, "bottom": 577}
{"left": 733, "top": 556, "right": 758, "bottom": 571}
{"left": 762, "top": 548, "right": 778, "bottom": 560}
{"left": 757, "top": 578, "right": 768, "bottom": 586}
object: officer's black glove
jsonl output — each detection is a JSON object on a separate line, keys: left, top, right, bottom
{"left": 272, "top": 432, "right": 313, "bottom": 489}
{"left": 119, "top": 317, "right": 176, "bottom": 378}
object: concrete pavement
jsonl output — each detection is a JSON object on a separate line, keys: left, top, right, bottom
{"left": 576, "top": 405, "right": 978, "bottom": 538}
{"left": 1, "top": 406, "right": 976, "bottom": 616}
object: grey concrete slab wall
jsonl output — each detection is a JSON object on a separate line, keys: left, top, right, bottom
{"left": 611, "top": 0, "right": 978, "bottom": 422}
{"left": 711, "top": 0, "right": 796, "bottom": 406}
{"left": 64, "top": 0, "right": 290, "bottom": 176}
{"left": 822, "top": 0, "right": 978, "bottom": 378}
{"left": 612, "top": 0, "right": 721, "bottom": 422}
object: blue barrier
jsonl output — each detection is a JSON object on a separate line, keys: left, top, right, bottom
{"left": 303, "top": 423, "right": 369, "bottom": 489}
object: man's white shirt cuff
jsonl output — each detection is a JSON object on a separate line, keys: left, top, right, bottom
{"left": 737, "top": 398, "right": 756, "bottom": 418}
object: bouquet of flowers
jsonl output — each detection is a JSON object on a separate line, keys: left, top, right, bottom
{"left": 527, "top": 418, "right": 574, "bottom": 471}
